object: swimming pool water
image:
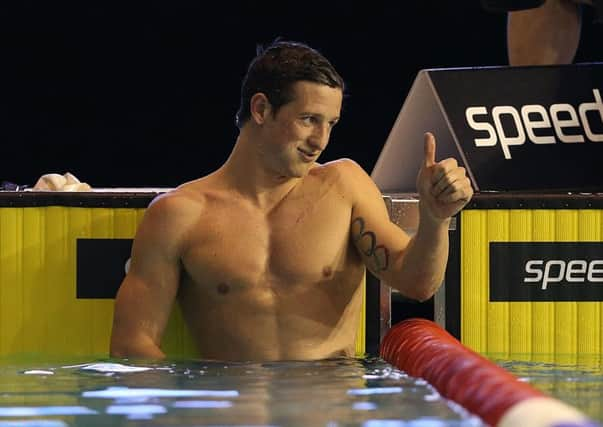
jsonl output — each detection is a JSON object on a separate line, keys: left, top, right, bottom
{"left": 0, "top": 355, "right": 600, "bottom": 426}
{"left": 0, "top": 356, "right": 481, "bottom": 426}
{"left": 494, "top": 354, "right": 603, "bottom": 423}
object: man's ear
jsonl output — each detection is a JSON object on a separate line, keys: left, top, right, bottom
{"left": 250, "top": 93, "right": 271, "bottom": 125}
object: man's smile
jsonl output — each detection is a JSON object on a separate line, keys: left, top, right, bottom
{"left": 297, "top": 147, "right": 319, "bottom": 162}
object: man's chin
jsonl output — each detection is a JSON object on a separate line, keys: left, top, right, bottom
{"left": 277, "top": 163, "right": 309, "bottom": 178}
{"left": 275, "top": 159, "right": 315, "bottom": 179}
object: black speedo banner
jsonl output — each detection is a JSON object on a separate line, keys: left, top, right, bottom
{"left": 372, "top": 64, "right": 603, "bottom": 192}
{"left": 490, "top": 242, "right": 603, "bottom": 302}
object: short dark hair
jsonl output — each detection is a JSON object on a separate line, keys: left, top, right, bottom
{"left": 235, "top": 40, "right": 345, "bottom": 129}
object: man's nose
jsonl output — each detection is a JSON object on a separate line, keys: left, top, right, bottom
{"left": 308, "top": 124, "right": 330, "bottom": 150}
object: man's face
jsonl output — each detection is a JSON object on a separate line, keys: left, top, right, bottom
{"left": 260, "top": 81, "right": 343, "bottom": 178}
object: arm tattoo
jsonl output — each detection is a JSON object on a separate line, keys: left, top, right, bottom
{"left": 351, "top": 217, "right": 389, "bottom": 272}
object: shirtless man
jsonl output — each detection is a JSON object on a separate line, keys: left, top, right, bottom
{"left": 109, "top": 41, "right": 473, "bottom": 361}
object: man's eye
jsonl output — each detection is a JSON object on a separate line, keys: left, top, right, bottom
{"left": 301, "top": 116, "right": 316, "bottom": 124}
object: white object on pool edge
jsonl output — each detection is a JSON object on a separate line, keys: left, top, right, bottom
{"left": 32, "top": 172, "right": 91, "bottom": 192}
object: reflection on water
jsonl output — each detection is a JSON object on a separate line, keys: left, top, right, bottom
{"left": 490, "top": 354, "right": 603, "bottom": 423}
{"left": 0, "top": 357, "right": 482, "bottom": 426}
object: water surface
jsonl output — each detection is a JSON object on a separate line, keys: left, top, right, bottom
{"left": 0, "top": 355, "right": 601, "bottom": 426}
{"left": 0, "top": 356, "right": 481, "bottom": 426}
{"left": 494, "top": 354, "right": 603, "bottom": 423}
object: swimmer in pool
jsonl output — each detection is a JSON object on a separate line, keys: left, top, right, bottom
{"left": 109, "top": 40, "right": 474, "bottom": 361}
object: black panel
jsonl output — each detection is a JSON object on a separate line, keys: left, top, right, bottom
{"left": 490, "top": 242, "right": 603, "bottom": 301}
{"left": 76, "top": 238, "right": 133, "bottom": 299}
{"left": 431, "top": 64, "right": 603, "bottom": 191}
{"left": 0, "top": 191, "right": 164, "bottom": 208}
{"left": 445, "top": 216, "right": 461, "bottom": 340}
{"left": 466, "top": 193, "right": 603, "bottom": 210}
{"left": 373, "top": 65, "right": 603, "bottom": 193}
{"left": 391, "top": 295, "right": 433, "bottom": 325}
{"left": 365, "top": 271, "right": 381, "bottom": 356}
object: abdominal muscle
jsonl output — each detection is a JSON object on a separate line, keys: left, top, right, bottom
{"left": 177, "top": 262, "right": 366, "bottom": 362}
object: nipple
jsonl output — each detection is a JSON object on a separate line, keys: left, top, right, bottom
{"left": 217, "top": 283, "right": 230, "bottom": 295}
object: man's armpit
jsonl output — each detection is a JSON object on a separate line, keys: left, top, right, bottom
{"left": 351, "top": 217, "right": 389, "bottom": 273}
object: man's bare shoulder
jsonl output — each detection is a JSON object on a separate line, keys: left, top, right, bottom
{"left": 132, "top": 180, "right": 219, "bottom": 256}
{"left": 311, "top": 158, "right": 374, "bottom": 195}
{"left": 148, "top": 188, "right": 199, "bottom": 216}
{"left": 313, "top": 157, "right": 368, "bottom": 177}
{"left": 150, "top": 173, "right": 221, "bottom": 210}
{"left": 141, "top": 180, "right": 212, "bottom": 234}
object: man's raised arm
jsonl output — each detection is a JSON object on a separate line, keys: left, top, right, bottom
{"left": 345, "top": 132, "right": 473, "bottom": 301}
{"left": 110, "top": 194, "right": 187, "bottom": 359}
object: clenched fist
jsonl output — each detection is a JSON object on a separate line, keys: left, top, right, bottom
{"left": 416, "top": 132, "right": 473, "bottom": 221}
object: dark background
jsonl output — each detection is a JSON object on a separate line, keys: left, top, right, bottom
{"left": 2, "top": 1, "right": 601, "bottom": 188}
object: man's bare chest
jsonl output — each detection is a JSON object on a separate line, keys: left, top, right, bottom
{"left": 180, "top": 193, "right": 353, "bottom": 294}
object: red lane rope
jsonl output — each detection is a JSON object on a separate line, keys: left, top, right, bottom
{"left": 380, "top": 318, "right": 544, "bottom": 426}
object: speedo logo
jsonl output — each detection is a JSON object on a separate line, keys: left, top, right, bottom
{"left": 465, "top": 89, "right": 603, "bottom": 159}
{"left": 524, "top": 259, "right": 603, "bottom": 290}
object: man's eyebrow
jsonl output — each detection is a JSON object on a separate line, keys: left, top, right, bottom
{"left": 299, "top": 112, "right": 340, "bottom": 122}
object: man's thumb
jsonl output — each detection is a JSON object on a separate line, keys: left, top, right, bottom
{"left": 423, "top": 132, "right": 436, "bottom": 167}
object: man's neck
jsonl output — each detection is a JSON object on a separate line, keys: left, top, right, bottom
{"left": 218, "top": 133, "right": 301, "bottom": 212}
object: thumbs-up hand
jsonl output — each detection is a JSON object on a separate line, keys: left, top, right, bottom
{"left": 416, "top": 132, "right": 473, "bottom": 222}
